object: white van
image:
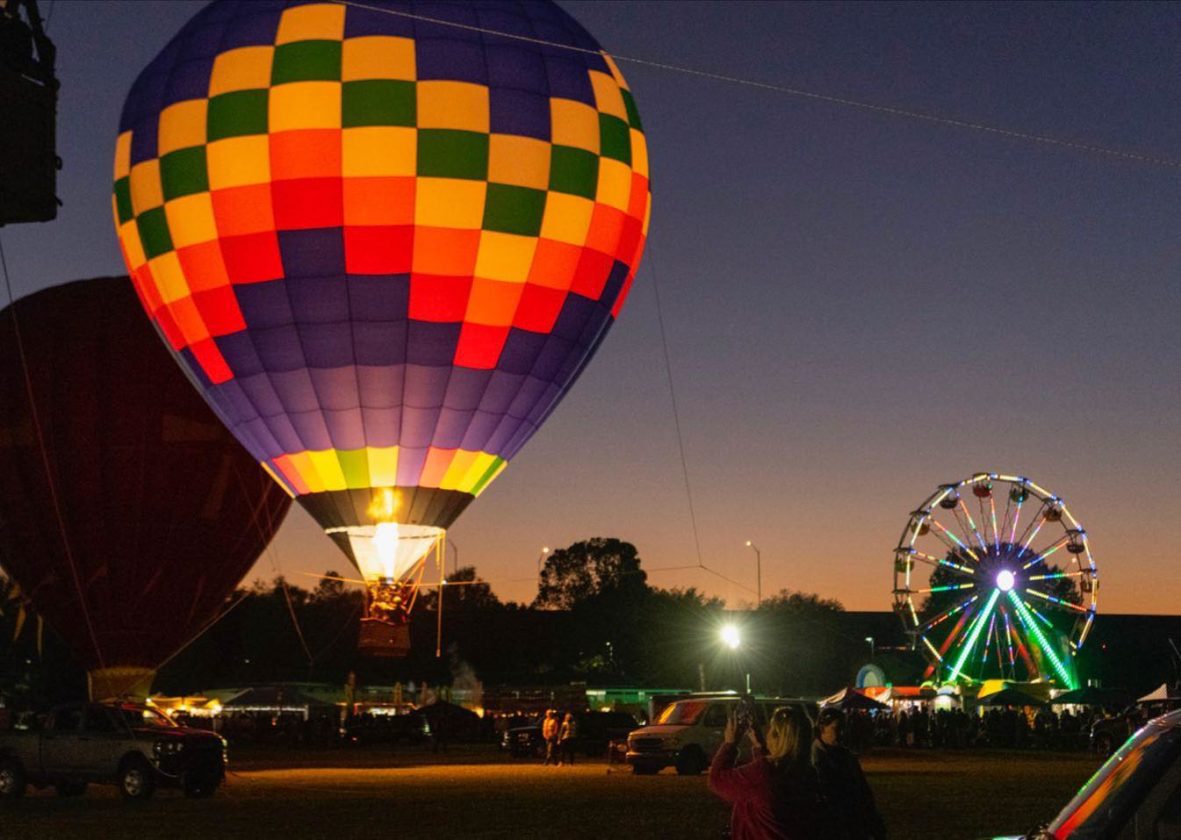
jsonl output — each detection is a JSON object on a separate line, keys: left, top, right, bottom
{"left": 626, "top": 695, "right": 816, "bottom": 775}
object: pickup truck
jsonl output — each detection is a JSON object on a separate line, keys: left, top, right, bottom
{"left": 0, "top": 701, "right": 227, "bottom": 800}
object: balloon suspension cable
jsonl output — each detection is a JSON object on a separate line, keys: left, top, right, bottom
{"left": 331, "top": 0, "right": 1181, "bottom": 172}
{"left": 151, "top": 589, "right": 252, "bottom": 676}
{"left": 436, "top": 532, "right": 445, "bottom": 659}
{"left": 233, "top": 461, "right": 314, "bottom": 668}
{"left": 0, "top": 231, "right": 107, "bottom": 672}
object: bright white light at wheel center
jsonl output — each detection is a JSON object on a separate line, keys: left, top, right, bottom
{"left": 996, "top": 569, "right": 1015, "bottom": 592}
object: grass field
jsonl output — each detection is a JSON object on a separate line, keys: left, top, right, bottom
{"left": 0, "top": 745, "right": 1101, "bottom": 839}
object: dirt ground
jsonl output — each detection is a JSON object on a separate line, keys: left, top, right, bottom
{"left": 0, "top": 745, "right": 1101, "bottom": 839}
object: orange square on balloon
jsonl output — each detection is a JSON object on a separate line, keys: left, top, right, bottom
{"left": 465, "top": 277, "right": 524, "bottom": 327}
{"left": 211, "top": 184, "right": 275, "bottom": 236}
{"left": 176, "top": 241, "right": 231, "bottom": 293}
{"left": 167, "top": 296, "right": 211, "bottom": 347}
{"left": 412, "top": 227, "right": 479, "bottom": 276}
{"left": 343, "top": 176, "right": 414, "bottom": 225}
{"left": 270, "top": 129, "right": 341, "bottom": 180}
{"left": 527, "top": 238, "right": 581, "bottom": 291}
{"left": 584, "top": 203, "right": 625, "bottom": 257}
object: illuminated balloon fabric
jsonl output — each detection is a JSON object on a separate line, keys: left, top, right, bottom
{"left": 112, "top": 1, "right": 650, "bottom": 615}
{"left": 0, "top": 277, "right": 292, "bottom": 697}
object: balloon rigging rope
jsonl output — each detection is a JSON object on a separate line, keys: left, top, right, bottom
{"left": 332, "top": 0, "right": 1181, "bottom": 172}
{"left": 0, "top": 231, "right": 107, "bottom": 672}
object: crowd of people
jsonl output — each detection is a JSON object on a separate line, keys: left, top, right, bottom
{"left": 837, "top": 704, "right": 1113, "bottom": 752}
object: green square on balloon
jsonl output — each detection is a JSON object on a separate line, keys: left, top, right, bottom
{"left": 483, "top": 184, "right": 546, "bottom": 236}
{"left": 272, "top": 40, "right": 342, "bottom": 85}
{"left": 548, "top": 145, "right": 598, "bottom": 199}
{"left": 598, "top": 114, "right": 631, "bottom": 165}
{"left": 342, "top": 79, "right": 416, "bottom": 127}
{"left": 160, "top": 146, "right": 209, "bottom": 201}
{"left": 114, "top": 177, "right": 134, "bottom": 225}
{"left": 207, "top": 90, "right": 268, "bottom": 141}
{"left": 621, "top": 89, "right": 643, "bottom": 131}
{"left": 136, "top": 206, "right": 174, "bottom": 259}
{"left": 417, "top": 130, "right": 489, "bottom": 180}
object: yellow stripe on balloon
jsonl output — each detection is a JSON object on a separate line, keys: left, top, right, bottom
{"left": 366, "top": 446, "right": 399, "bottom": 487}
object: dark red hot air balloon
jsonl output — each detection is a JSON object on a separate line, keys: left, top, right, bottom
{"left": 0, "top": 276, "right": 291, "bottom": 698}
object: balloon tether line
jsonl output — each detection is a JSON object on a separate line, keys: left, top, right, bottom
{"left": 332, "top": 0, "right": 1181, "bottom": 172}
{"left": 647, "top": 240, "right": 706, "bottom": 571}
{"left": 0, "top": 231, "right": 107, "bottom": 673}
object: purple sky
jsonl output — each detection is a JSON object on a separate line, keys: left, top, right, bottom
{"left": 3, "top": 1, "right": 1180, "bottom": 613}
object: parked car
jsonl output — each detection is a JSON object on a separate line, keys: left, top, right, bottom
{"left": 0, "top": 701, "right": 227, "bottom": 800}
{"left": 502, "top": 711, "right": 640, "bottom": 758}
{"left": 343, "top": 710, "right": 431, "bottom": 745}
{"left": 992, "top": 709, "right": 1181, "bottom": 838}
{"left": 1089, "top": 698, "right": 1181, "bottom": 756}
{"left": 626, "top": 696, "right": 817, "bottom": 776}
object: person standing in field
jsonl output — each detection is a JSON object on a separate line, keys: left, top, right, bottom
{"left": 558, "top": 712, "right": 578, "bottom": 766}
{"left": 541, "top": 709, "right": 560, "bottom": 765}
{"left": 709, "top": 705, "right": 830, "bottom": 839}
{"left": 812, "top": 707, "right": 887, "bottom": 839}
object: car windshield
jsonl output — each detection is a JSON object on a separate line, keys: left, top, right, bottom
{"left": 1048, "top": 720, "right": 1181, "bottom": 838}
{"left": 657, "top": 700, "right": 710, "bottom": 726}
{"left": 111, "top": 706, "right": 177, "bottom": 730}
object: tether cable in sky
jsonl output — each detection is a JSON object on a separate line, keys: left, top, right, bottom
{"left": 333, "top": 0, "right": 1181, "bottom": 172}
{"left": 646, "top": 240, "right": 707, "bottom": 572}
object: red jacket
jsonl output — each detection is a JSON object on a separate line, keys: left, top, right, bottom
{"left": 708, "top": 742, "right": 792, "bottom": 840}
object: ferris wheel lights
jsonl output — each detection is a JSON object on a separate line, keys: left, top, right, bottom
{"left": 995, "top": 570, "right": 1015, "bottom": 592}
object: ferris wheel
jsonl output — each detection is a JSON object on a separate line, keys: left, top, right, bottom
{"left": 893, "top": 473, "right": 1098, "bottom": 689}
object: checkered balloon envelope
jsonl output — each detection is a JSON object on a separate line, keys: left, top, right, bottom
{"left": 113, "top": 0, "right": 650, "bottom": 645}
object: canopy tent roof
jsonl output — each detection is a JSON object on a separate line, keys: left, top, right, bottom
{"left": 976, "top": 687, "right": 1046, "bottom": 707}
{"left": 1138, "top": 683, "right": 1181, "bottom": 703}
{"left": 1052, "top": 686, "right": 1131, "bottom": 707}
{"left": 821, "top": 687, "right": 890, "bottom": 711}
{"left": 221, "top": 686, "right": 332, "bottom": 712}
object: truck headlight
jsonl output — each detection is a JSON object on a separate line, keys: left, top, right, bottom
{"left": 153, "top": 740, "right": 184, "bottom": 756}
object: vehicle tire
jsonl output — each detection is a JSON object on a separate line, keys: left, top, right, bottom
{"left": 675, "top": 746, "right": 706, "bottom": 776}
{"left": 118, "top": 757, "right": 156, "bottom": 801}
{"left": 0, "top": 757, "right": 26, "bottom": 800}
{"left": 55, "top": 780, "right": 88, "bottom": 797}
{"left": 631, "top": 764, "right": 660, "bottom": 776}
{"left": 183, "top": 773, "right": 220, "bottom": 799}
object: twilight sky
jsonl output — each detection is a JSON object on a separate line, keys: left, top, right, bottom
{"left": 3, "top": 1, "right": 1179, "bottom": 613}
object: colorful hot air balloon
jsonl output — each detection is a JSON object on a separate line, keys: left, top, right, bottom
{"left": 0, "top": 277, "right": 291, "bottom": 698}
{"left": 113, "top": 0, "right": 650, "bottom": 655}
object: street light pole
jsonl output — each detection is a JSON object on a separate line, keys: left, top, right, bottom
{"left": 536, "top": 546, "right": 550, "bottom": 585}
{"left": 865, "top": 636, "right": 875, "bottom": 661}
{"left": 745, "top": 540, "right": 762, "bottom": 605}
{"left": 449, "top": 539, "right": 459, "bottom": 576}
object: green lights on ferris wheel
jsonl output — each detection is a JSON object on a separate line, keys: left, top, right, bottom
{"left": 1008, "top": 590, "right": 1076, "bottom": 689}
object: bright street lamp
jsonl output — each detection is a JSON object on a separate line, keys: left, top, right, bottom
{"left": 720, "top": 624, "right": 742, "bottom": 650}
{"left": 537, "top": 546, "right": 550, "bottom": 577}
{"left": 744, "top": 540, "right": 762, "bottom": 605}
{"left": 865, "top": 636, "right": 875, "bottom": 660}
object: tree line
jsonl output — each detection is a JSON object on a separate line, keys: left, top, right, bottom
{"left": 1, "top": 538, "right": 875, "bottom": 704}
